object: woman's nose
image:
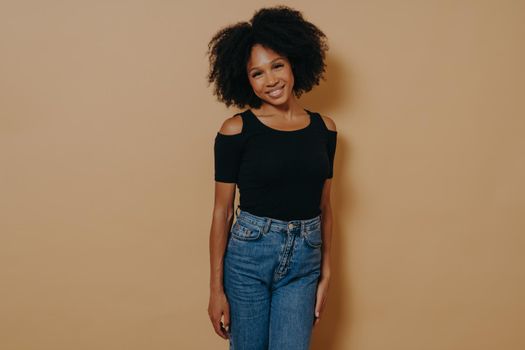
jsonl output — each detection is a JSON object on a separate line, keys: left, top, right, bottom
{"left": 266, "top": 73, "right": 278, "bottom": 86}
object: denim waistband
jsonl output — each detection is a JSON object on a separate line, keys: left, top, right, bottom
{"left": 235, "top": 206, "right": 321, "bottom": 234}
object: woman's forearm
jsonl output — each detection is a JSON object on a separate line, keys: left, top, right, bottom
{"left": 320, "top": 204, "right": 333, "bottom": 279}
{"left": 209, "top": 208, "right": 234, "bottom": 293}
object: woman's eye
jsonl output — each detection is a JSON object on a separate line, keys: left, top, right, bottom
{"left": 251, "top": 64, "right": 283, "bottom": 78}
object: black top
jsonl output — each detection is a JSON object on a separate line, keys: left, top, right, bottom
{"left": 214, "top": 109, "right": 337, "bottom": 221}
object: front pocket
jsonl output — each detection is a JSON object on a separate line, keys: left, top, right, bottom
{"left": 304, "top": 226, "right": 323, "bottom": 248}
{"left": 230, "top": 220, "right": 262, "bottom": 241}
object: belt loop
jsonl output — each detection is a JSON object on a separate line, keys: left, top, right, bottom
{"left": 263, "top": 217, "right": 272, "bottom": 234}
{"left": 301, "top": 221, "right": 305, "bottom": 234}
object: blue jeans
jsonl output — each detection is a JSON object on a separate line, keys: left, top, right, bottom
{"left": 224, "top": 207, "right": 323, "bottom": 350}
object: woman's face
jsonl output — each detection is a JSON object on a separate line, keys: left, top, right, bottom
{"left": 246, "top": 44, "right": 295, "bottom": 106}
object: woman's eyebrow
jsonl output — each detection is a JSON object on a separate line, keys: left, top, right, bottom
{"left": 248, "top": 57, "right": 285, "bottom": 72}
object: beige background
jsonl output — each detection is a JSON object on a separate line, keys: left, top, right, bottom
{"left": 1, "top": 0, "right": 524, "bottom": 349}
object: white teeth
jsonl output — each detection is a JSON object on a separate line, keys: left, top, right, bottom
{"left": 269, "top": 88, "right": 283, "bottom": 97}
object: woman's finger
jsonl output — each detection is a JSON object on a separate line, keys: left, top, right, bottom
{"left": 214, "top": 317, "right": 229, "bottom": 339}
{"left": 222, "top": 306, "right": 230, "bottom": 333}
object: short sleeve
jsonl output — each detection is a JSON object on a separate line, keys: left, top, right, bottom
{"left": 326, "top": 130, "right": 337, "bottom": 179}
{"left": 214, "top": 132, "right": 245, "bottom": 183}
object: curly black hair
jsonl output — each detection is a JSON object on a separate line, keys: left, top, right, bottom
{"left": 206, "top": 5, "right": 329, "bottom": 109}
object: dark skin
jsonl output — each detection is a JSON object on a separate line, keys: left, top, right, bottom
{"left": 208, "top": 44, "right": 337, "bottom": 339}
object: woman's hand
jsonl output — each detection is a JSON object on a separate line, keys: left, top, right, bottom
{"left": 313, "top": 274, "right": 330, "bottom": 327}
{"left": 208, "top": 290, "right": 230, "bottom": 339}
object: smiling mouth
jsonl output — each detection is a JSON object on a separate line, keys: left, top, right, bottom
{"left": 267, "top": 85, "right": 284, "bottom": 97}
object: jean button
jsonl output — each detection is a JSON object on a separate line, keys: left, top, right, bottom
{"left": 288, "top": 223, "right": 294, "bottom": 229}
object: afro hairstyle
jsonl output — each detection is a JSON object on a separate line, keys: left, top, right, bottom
{"left": 206, "top": 5, "right": 329, "bottom": 109}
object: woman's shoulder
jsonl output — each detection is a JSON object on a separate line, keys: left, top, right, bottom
{"left": 218, "top": 113, "right": 244, "bottom": 136}
{"left": 317, "top": 113, "right": 337, "bottom": 132}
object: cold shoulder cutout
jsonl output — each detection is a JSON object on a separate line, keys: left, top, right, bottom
{"left": 316, "top": 114, "right": 338, "bottom": 178}
{"left": 218, "top": 113, "right": 244, "bottom": 136}
{"left": 214, "top": 113, "right": 248, "bottom": 183}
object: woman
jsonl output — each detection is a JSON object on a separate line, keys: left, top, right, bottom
{"left": 206, "top": 5, "right": 337, "bottom": 350}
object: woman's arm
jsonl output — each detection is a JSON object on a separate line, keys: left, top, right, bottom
{"left": 314, "top": 177, "right": 334, "bottom": 327}
{"left": 209, "top": 115, "right": 243, "bottom": 294}
{"left": 208, "top": 182, "right": 235, "bottom": 339}
{"left": 314, "top": 115, "right": 337, "bottom": 326}
{"left": 319, "top": 114, "right": 337, "bottom": 279}
{"left": 209, "top": 182, "right": 235, "bottom": 294}
{"left": 319, "top": 178, "right": 334, "bottom": 279}
{"left": 208, "top": 115, "right": 243, "bottom": 339}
